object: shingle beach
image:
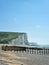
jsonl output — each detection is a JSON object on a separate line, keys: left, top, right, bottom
{"left": 0, "top": 50, "right": 49, "bottom": 65}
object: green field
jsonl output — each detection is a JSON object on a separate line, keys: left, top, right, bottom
{"left": 0, "top": 32, "right": 24, "bottom": 44}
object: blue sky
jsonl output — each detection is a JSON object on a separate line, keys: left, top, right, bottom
{"left": 0, "top": 0, "right": 49, "bottom": 45}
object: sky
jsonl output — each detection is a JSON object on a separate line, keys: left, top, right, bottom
{"left": 0, "top": 0, "right": 49, "bottom": 45}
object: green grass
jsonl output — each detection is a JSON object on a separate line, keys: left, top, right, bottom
{"left": 0, "top": 32, "right": 25, "bottom": 44}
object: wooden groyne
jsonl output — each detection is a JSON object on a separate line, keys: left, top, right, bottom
{"left": 1, "top": 45, "right": 49, "bottom": 55}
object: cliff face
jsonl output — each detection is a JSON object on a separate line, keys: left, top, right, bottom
{"left": 10, "top": 33, "right": 29, "bottom": 45}
{"left": 0, "top": 32, "right": 28, "bottom": 45}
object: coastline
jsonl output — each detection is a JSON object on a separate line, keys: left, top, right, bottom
{"left": 0, "top": 49, "right": 49, "bottom": 65}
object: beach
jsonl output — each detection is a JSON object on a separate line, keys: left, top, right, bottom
{"left": 0, "top": 50, "right": 49, "bottom": 65}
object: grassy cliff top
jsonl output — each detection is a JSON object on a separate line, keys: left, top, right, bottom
{"left": 0, "top": 32, "right": 25, "bottom": 44}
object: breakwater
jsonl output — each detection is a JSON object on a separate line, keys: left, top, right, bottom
{"left": 1, "top": 45, "right": 49, "bottom": 55}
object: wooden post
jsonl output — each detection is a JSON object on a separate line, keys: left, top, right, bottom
{"left": 32, "top": 49, "right": 33, "bottom": 54}
{"left": 30, "top": 48, "right": 31, "bottom": 54}
{"left": 37, "top": 49, "right": 38, "bottom": 54}
{"left": 43, "top": 48, "right": 45, "bottom": 55}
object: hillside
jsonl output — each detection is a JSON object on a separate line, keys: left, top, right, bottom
{"left": 0, "top": 32, "right": 25, "bottom": 44}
